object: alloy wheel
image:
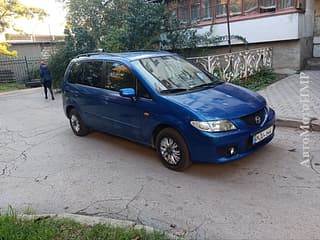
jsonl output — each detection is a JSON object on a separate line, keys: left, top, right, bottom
{"left": 160, "top": 137, "right": 181, "bottom": 165}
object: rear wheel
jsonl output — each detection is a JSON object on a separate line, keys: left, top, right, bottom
{"left": 69, "top": 109, "right": 89, "bottom": 136}
{"left": 155, "top": 128, "right": 192, "bottom": 171}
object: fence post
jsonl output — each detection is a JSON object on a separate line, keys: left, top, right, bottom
{"left": 24, "top": 56, "right": 31, "bottom": 83}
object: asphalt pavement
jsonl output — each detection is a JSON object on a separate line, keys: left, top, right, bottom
{"left": 0, "top": 83, "right": 320, "bottom": 239}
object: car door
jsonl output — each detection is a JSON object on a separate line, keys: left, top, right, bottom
{"left": 66, "top": 60, "right": 108, "bottom": 131}
{"left": 100, "top": 61, "right": 156, "bottom": 143}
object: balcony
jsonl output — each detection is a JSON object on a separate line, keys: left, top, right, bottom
{"left": 176, "top": 0, "right": 305, "bottom": 25}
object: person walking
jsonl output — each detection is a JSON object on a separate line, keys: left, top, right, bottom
{"left": 40, "top": 61, "right": 55, "bottom": 100}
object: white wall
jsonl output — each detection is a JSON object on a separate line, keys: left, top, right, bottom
{"left": 196, "top": 12, "right": 313, "bottom": 45}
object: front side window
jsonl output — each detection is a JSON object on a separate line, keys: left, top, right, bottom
{"left": 105, "top": 62, "right": 136, "bottom": 91}
{"left": 132, "top": 55, "right": 221, "bottom": 94}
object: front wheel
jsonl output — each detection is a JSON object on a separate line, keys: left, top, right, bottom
{"left": 155, "top": 128, "right": 192, "bottom": 171}
{"left": 69, "top": 109, "right": 89, "bottom": 136}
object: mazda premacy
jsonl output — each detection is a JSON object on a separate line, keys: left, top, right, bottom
{"left": 62, "top": 51, "right": 275, "bottom": 171}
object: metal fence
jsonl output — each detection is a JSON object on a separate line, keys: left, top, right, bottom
{"left": 0, "top": 56, "right": 46, "bottom": 84}
{"left": 188, "top": 47, "right": 273, "bottom": 81}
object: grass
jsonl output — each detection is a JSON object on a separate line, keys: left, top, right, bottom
{"left": 0, "top": 208, "right": 172, "bottom": 240}
{"left": 230, "top": 67, "right": 285, "bottom": 91}
{"left": 0, "top": 83, "right": 26, "bottom": 92}
{"left": 22, "top": 207, "right": 35, "bottom": 215}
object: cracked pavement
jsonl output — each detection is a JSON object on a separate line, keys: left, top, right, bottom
{"left": 0, "top": 88, "right": 320, "bottom": 239}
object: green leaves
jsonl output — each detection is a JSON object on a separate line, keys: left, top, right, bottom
{"left": 122, "top": 0, "right": 166, "bottom": 50}
{"left": 0, "top": 42, "right": 17, "bottom": 56}
{"left": 0, "top": 0, "right": 46, "bottom": 33}
{"left": 0, "top": 0, "right": 46, "bottom": 56}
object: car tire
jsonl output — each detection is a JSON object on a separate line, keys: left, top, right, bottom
{"left": 156, "top": 128, "right": 192, "bottom": 171}
{"left": 69, "top": 109, "right": 89, "bottom": 136}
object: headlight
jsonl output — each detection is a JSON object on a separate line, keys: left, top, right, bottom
{"left": 266, "top": 104, "right": 270, "bottom": 112}
{"left": 190, "top": 120, "right": 237, "bottom": 132}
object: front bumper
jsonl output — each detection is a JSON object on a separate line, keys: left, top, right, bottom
{"left": 187, "top": 109, "right": 276, "bottom": 163}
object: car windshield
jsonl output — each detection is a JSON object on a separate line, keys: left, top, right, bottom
{"left": 132, "top": 55, "right": 222, "bottom": 94}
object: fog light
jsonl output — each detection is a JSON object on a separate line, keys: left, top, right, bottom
{"left": 228, "top": 147, "right": 237, "bottom": 156}
{"left": 218, "top": 146, "right": 238, "bottom": 157}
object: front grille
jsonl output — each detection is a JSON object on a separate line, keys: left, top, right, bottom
{"left": 240, "top": 108, "right": 266, "bottom": 126}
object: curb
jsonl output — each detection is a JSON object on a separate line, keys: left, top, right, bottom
{"left": 276, "top": 118, "right": 320, "bottom": 132}
{"left": 0, "top": 87, "right": 41, "bottom": 96}
{"left": 18, "top": 213, "right": 182, "bottom": 240}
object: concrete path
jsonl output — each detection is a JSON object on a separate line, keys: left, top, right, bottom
{"left": 0, "top": 88, "right": 320, "bottom": 239}
{"left": 258, "top": 70, "right": 320, "bottom": 130}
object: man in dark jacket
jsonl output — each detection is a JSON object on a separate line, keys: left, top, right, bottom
{"left": 40, "top": 61, "right": 55, "bottom": 100}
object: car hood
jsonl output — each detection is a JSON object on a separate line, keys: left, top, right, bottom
{"left": 164, "top": 83, "right": 266, "bottom": 120}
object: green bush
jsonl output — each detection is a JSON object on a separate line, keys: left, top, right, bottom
{"left": 230, "top": 67, "right": 276, "bottom": 91}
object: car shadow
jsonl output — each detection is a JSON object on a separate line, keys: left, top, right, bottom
{"left": 81, "top": 130, "right": 277, "bottom": 179}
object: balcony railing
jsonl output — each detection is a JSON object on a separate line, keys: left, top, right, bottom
{"left": 177, "top": 0, "right": 304, "bottom": 25}
{"left": 188, "top": 47, "right": 273, "bottom": 81}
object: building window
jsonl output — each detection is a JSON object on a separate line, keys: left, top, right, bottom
{"left": 259, "top": 0, "right": 276, "bottom": 9}
{"left": 296, "top": 0, "right": 305, "bottom": 9}
{"left": 191, "top": 0, "right": 201, "bottom": 23}
{"left": 216, "top": 0, "right": 227, "bottom": 18}
{"left": 278, "top": 0, "right": 294, "bottom": 9}
{"left": 202, "top": 0, "right": 213, "bottom": 20}
{"left": 245, "top": 0, "right": 258, "bottom": 13}
{"left": 177, "top": 0, "right": 303, "bottom": 25}
{"left": 229, "top": 0, "right": 242, "bottom": 16}
{"left": 178, "top": 1, "right": 189, "bottom": 23}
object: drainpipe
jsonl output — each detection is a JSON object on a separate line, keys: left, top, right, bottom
{"left": 226, "top": 0, "right": 232, "bottom": 53}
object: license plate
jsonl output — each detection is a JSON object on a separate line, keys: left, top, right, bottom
{"left": 253, "top": 126, "right": 274, "bottom": 145}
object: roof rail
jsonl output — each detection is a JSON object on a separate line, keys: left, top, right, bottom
{"left": 75, "top": 49, "right": 170, "bottom": 58}
{"left": 123, "top": 49, "right": 168, "bottom": 53}
{"left": 75, "top": 49, "right": 115, "bottom": 58}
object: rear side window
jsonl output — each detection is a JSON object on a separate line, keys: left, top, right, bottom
{"left": 83, "top": 61, "right": 104, "bottom": 88}
{"left": 68, "top": 62, "right": 82, "bottom": 84}
{"left": 68, "top": 61, "right": 103, "bottom": 88}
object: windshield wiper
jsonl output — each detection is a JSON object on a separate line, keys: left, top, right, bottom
{"left": 160, "top": 88, "right": 188, "bottom": 94}
{"left": 189, "top": 80, "right": 224, "bottom": 91}
{"left": 189, "top": 82, "right": 216, "bottom": 90}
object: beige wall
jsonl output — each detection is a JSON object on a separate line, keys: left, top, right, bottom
{"left": 7, "top": 42, "right": 64, "bottom": 59}
{"left": 0, "top": 42, "right": 64, "bottom": 83}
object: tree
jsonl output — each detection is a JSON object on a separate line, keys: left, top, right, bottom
{"left": 66, "top": 0, "right": 128, "bottom": 51}
{"left": 121, "top": 0, "right": 216, "bottom": 52}
{"left": 0, "top": 0, "right": 46, "bottom": 56}
{"left": 121, "top": 0, "right": 166, "bottom": 50}
{"left": 49, "top": 0, "right": 218, "bottom": 87}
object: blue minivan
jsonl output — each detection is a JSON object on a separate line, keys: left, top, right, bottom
{"left": 62, "top": 51, "right": 275, "bottom": 171}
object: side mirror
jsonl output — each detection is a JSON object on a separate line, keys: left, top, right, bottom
{"left": 119, "top": 88, "right": 136, "bottom": 98}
